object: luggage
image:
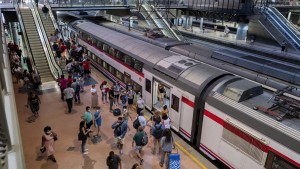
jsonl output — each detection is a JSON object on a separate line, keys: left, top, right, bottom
{"left": 113, "top": 108, "right": 121, "bottom": 116}
{"left": 168, "top": 148, "right": 180, "bottom": 169}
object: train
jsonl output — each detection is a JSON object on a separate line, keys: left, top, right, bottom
{"left": 66, "top": 20, "right": 300, "bottom": 169}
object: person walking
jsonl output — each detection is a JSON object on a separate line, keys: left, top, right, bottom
{"left": 41, "top": 126, "right": 57, "bottom": 163}
{"left": 113, "top": 82, "right": 121, "bottom": 107}
{"left": 79, "top": 121, "right": 91, "bottom": 155}
{"left": 138, "top": 112, "right": 147, "bottom": 129}
{"left": 132, "top": 126, "right": 145, "bottom": 165}
{"left": 126, "top": 88, "right": 134, "bottom": 111}
{"left": 112, "top": 117, "right": 128, "bottom": 155}
{"left": 91, "top": 84, "right": 99, "bottom": 109}
{"left": 109, "top": 88, "right": 114, "bottom": 113}
{"left": 42, "top": 5, "right": 49, "bottom": 20}
{"left": 71, "top": 79, "right": 81, "bottom": 104}
{"left": 94, "top": 108, "right": 102, "bottom": 137}
{"left": 58, "top": 75, "right": 68, "bottom": 100}
{"left": 281, "top": 40, "right": 287, "bottom": 53}
{"left": 106, "top": 151, "right": 122, "bottom": 169}
{"left": 160, "top": 128, "right": 175, "bottom": 168}
{"left": 122, "top": 106, "right": 132, "bottom": 131}
{"left": 84, "top": 106, "right": 94, "bottom": 129}
{"left": 151, "top": 118, "right": 164, "bottom": 155}
{"left": 63, "top": 83, "right": 75, "bottom": 113}
{"left": 27, "top": 91, "right": 41, "bottom": 117}
{"left": 136, "top": 96, "right": 145, "bottom": 116}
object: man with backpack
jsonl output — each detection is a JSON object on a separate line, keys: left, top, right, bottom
{"left": 151, "top": 118, "right": 165, "bottom": 155}
{"left": 132, "top": 126, "right": 147, "bottom": 165}
{"left": 71, "top": 79, "right": 81, "bottom": 104}
{"left": 42, "top": 5, "right": 49, "bottom": 20}
{"left": 106, "top": 151, "right": 122, "bottom": 169}
{"left": 112, "top": 117, "right": 128, "bottom": 155}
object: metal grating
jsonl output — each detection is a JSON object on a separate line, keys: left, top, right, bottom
{"left": 0, "top": 124, "right": 7, "bottom": 169}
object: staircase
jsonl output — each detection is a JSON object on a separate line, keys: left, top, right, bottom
{"left": 19, "top": 7, "right": 54, "bottom": 82}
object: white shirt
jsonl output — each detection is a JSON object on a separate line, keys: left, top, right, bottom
{"left": 91, "top": 88, "right": 97, "bottom": 94}
{"left": 163, "top": 117, "right": 171, "bottom": 129}
{"left": 101, "top": 84, "right": 107, "bottom": 93}
{"left": 138, "top": 116, "right": 147, "bottom": 127}
{"left": 137, "top": 98, "right": 144, "bottom": 109}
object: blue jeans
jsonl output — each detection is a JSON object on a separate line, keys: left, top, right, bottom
{"left": 81, "top": 137, "right": 87, "bottom": 153}
{"left": 74, "top": 92, "right": 80, "bottom": 103}
{"left": 102, "top": 92, "right": 107, "bottom": 102}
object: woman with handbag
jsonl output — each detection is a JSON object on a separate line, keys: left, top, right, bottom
{"left": 41, "top": 126, "right": 57, "bottom": 163}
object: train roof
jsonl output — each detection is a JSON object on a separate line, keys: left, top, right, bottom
{"left": 75, "top": 21, "right": 229, "bottom": 92}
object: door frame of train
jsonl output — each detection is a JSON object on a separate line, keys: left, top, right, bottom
{"left": 152, "top": 78, "right": 171, "bottom": 112}
{"left": 169, "top": 88, "right": 182, "bottom": 132}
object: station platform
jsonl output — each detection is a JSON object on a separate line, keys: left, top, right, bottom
{"left": 13, "top": 67, "right": 217, "bottom": 169}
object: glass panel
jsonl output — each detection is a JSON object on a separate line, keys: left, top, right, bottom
{"left": 87, "top": 35, "right": 92, "bottom": 43}
{"left": 134, "top": 60, "right": 143, "bottom": 72}
{"left": 124, "top": 72, "right": 131, "bottom": 84}
{"left": 108, "top": 65, "right": 116, "bottom": 76}
{"left": 83, "top": 47, "right": 87, "bottom": 53}
{"left": 97, "top": 41, "right": 102, "bottom": 49}
{"left": 116, "top": 70, "right": 124, "bottom": 81}
{"left": 125, "top": 55, "right": 134, "bottom": 67}
{"left": 87, "top": 51, "right": 92, "bottom": 57}
{"left": 97, "top": 58, "right": 103, "bottom": 65}
{"left": 109, "top": 47, "right": 116, "bottom": 56}
{"left": 83, "top": 33, "right": 89, "bottom": 41}
{"left": 171, "top": 94, "right": 179, "bottom": 112}
{"left": 116, "top": 51, "right": 125, "bottom": 62}
{"left": 103, "top": 61, "right": 108, "bottom": 70}
{"left": 268, "top": 151, "right": 298, "bottom": 169}
{"left": 92, "top": 54, "right": 96, "bottom": 61}
{"left": 92, "top": 38, "right": 97, "bottom": 46}
{"left": 133, "top": 81, "right": 142, "bottom": 94}
{"left": 103, "top": 44, "right": 109, "bottom": 53}
{"left": 146, "top": 79, "right": 151, "bottom": 93}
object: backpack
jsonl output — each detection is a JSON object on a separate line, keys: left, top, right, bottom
{"left": 133, "top": 117, "right": 140, "bottom": 129}
{"left": 114, "top": 121, "right": 123, "bottom": 137}
{"left": 153, "top": 124, "right": 163, "bottom": 139}
{"left": 141, "top": 132, "right": 148, "bottom": 146}
{"left": 75, "top": 83, "right": 80, "bottom": 93}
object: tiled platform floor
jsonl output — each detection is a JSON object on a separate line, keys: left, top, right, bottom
{"left": 14, "top": 68, "right": 217, "bottom": 169}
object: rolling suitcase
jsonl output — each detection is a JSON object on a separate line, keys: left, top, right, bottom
{"left": 113, "top": 108, "right": 121, "bottom": 116}
{"left": 169, "top": 148, "right": 180, "bottom": 169}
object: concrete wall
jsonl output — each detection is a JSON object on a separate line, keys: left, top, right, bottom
{"left": 247, "top": 17, "right": 275, "bottom": 40}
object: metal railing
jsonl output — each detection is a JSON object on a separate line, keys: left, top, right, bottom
{"left": 30, "top": 2, "right": 62, "bottom": 79}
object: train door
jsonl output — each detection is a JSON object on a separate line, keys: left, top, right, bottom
{"left": 169, "top": 88, "right": 181, "bottom": 131}
{"left": 152, "top": 79, "right": 170, "bottom": 112}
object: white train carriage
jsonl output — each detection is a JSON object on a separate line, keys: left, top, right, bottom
{"left": 72, "top": 21, "right": 300, "bottom": 169}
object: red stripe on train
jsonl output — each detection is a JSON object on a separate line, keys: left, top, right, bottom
{"left": 204, "top": 109, "right": 300, "bottom": 167}
{"left": 79, "top": 38, "right": 144, "bottom": 78}
{"left": 182, "top": 96, "right": 194, "bottom": 108}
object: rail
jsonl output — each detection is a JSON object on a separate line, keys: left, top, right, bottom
{"left": 15, "top": 4, "right": 37, "bottom": 73}
{"left": 30, "top": 2, "right": 62, "bottom": 79}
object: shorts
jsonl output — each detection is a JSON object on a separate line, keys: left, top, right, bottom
{"left": 135, "top": 146, "right": 143, "bottom": 152}
{"left": 128, "top": 98, "right": 133, "bottom": 105}
{"left": 114, "top": 94, "right": 119, "bottom": 99}
{"left": 115, "top": 137, "right": 125, "bottom": 145}
{"left": 159, "top": 93, "right": 165, "bottom": 99}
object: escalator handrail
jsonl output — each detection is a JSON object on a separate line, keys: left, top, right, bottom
{"left": 30, "top": 3, "right": 62, "bottom": 79}
{"left": 15, "top": 4, "right": 37, "bottom": 73}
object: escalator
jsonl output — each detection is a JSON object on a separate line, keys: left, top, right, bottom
{"left": 140, "top": 3, "right": 183, "bottom": 41}
{"left": 259, "top": 7, "right": 300, "bottom": 52}
{"left": 16, "top": 4, "right": 62, "bottom": 82}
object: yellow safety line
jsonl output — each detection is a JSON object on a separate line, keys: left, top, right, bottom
{"left": 174, "top": 141, "right": 207, "bottom": 169}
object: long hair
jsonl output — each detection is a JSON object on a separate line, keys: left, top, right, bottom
{"left": 163, "top": 128, "right": 172, "bottom": 142}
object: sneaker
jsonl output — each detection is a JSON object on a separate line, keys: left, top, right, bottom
{"left": 85, "top": 149, "right": 88, "bottom": 151}
{"left": 83, "top": 152, "right": 89, "bottom": 155}
{"left": 140, "top": 159, "right": 144, "bottom": 165}
{"left": 120, "top": 150, "right": 123, "bottom": 155}
{"left": 52, "top": 158, "right": 57, "bottom": 163}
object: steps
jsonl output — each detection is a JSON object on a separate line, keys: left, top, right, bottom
{"left": 20, "top": 8, "right": 54, "bottom": 83}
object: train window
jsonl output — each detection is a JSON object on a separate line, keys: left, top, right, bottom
{"left": 87, "top": 51, "right": 92, "bottom": 57}
{"left": 265, "top": 151, "right": 298, "bottom": 169}
{"left": 145, "top": 79, "right": 151, "bottom": 93}
{"left": 92, "top": 54, "right": 96, "bottom": 61}
{"left": 133, "top": 82, "right": 142, "bottom": 94}
{"left": 116, "top": 70, "right": 124, "bottom": 81}
{"left": 91, "top": 38, "right": 97, "bottom": 46}
{"left": 125, "top": 55, "right": 134, "bottom": 67}
{"left": 82, "top": 33, "right": 89, "bottom": 41}
{"left": 103, "top": 61, "right": 108, "bottom": 70}
{"left": 83, "top": 47, "right": 87, "bottom": 54}
{"left": 97, "top": 58, "right": 103, "bottom": 65}
{"left": 109, "top": 47, "right": 116, "bottom": 56}
{"left": 97, "top": 41, "right": 103, "bottom": 50}
{"left": 124, "top": 72, "right": 131, "bottom": 85}
{"left": 116, "top": 51, "right": 124, "bottom": 61}
{"left": 171, "top": 94, "right": 179, "bottom": 112}
{"left": 134, "top": 60, "right": 143, "bottom": 72}
{"left": 103, "top": 44, "right": 109, "bottom": 53}
{"left": 108, "top": 65, "right": 116, "bottom": 76}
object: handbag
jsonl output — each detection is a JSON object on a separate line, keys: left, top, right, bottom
{"left": 40, "top": 146, "right": 46, "bottom": 153}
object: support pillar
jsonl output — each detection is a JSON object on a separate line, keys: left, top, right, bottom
{"left": 236, "top": 22, "right": 248, "bottom": 41}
